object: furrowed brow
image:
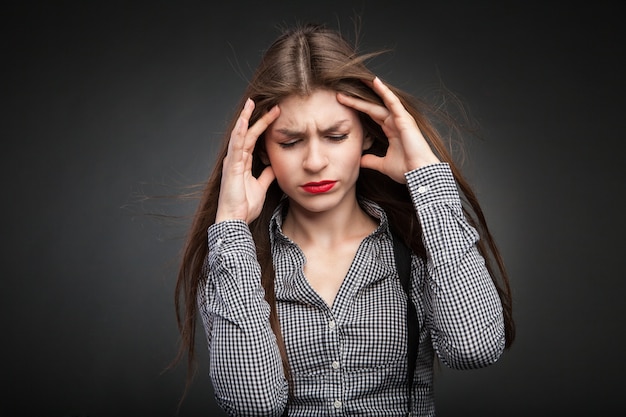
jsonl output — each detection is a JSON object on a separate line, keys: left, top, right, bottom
{"left": 275, "top": 128, "right": 304, "bottom": 138}
{"left": 320, "top": 120, "right": 349, "bottom": 134}
{"left": 274, "top": 120, "right": 350, "bottom": 137}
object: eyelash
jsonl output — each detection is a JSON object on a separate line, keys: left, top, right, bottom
{"left": 279, "top": 134, "right": 348, "bottom": 148}
{"left": 278, "top": 141, "right": 298, "bottom": 149}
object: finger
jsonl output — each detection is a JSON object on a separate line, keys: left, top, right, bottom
{"left": 243, "top": 104, "right": 281, "bottom": 150}
{"left": 228, "top": 98, "right": 255, "bottom": 154}
{"left": 370, "top": 76, "right": 408, "bottom": 119}
{"left": 336, "top": 92, "right": 390, "bottom": 124}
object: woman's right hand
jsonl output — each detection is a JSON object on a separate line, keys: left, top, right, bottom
{"left": 215, "top": 98, "right": 280, "bottom": 224}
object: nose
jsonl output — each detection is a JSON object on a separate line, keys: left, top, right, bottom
{"left": 302, "top": 139, "right": 328, "bottom": 172}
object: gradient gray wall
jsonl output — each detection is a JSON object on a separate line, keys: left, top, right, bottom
{"left": 2, "top": 1, "right": 623, "bottom": 416}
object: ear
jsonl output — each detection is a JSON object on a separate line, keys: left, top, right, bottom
{"left": 362, "top": 134, "right": 374, "bottom": 151}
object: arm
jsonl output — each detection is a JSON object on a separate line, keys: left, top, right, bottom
{"left": 199, "top": 220, "right": 288, "bottom": 416}
{"left": 337, "top": 77, "right": 504, "bottom": 368}
{"left": 197, "top": 98, "right": 288, "bottom": 415}
{"left": 407, "top": 163, "right": 505, "bottom": 369}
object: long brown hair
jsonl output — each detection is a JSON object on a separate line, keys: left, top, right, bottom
{"left": 172, "top": 22, "right": 515, "bottom": 402}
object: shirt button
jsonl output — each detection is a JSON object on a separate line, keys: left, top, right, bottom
{"left": 328, "top": 320, "right": 336, "bottom": 330}
{"left": 331, "top": 360, "right": 340, "bottom": 369}
{"left": 333, "top": 399, "right": 342, "bottom": 409}
{"left": 417, "top": 185, "right": 429, "bottom": 194}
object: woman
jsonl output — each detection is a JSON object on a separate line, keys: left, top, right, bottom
{"left": 174, "top": 23, "right": 515, "bottom": 416}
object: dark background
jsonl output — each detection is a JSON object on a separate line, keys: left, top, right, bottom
{"left": 2, "top": 1, "right": 624, "bottom": 416}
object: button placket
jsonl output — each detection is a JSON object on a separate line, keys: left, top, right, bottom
{"left": 326, "top": 314, "right": 344, "bottom": 411}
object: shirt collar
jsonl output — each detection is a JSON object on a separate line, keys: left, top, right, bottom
{"left": 268, "top": 196, "right": 392, "bottom": 245}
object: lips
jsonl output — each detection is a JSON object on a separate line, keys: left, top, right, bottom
{"left": 301, "top": 180, "right": 337, "bottom": 194}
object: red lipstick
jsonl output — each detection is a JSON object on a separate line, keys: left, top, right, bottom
{"left": 302, "top": 180, "right": 336, "bottom": 194}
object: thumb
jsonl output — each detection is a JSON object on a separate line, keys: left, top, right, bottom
{"left": 360, "top": 154, "right": 384, "bottom": 173}
{"left": 257, "top": 165, "right": 276, "bottom": 190}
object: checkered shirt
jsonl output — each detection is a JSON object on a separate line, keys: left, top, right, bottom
{"left": 199, "top": 163, "right": 505, "bottom": 416}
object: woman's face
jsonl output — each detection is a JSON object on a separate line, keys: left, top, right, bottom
{"left": 264, "top": 89, "right": 373, "bottom": 215}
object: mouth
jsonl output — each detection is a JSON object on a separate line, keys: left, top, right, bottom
{"left": 301, "top": 180, "right": 337, "bottom": 194}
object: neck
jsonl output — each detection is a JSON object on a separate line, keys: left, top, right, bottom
{"left": 282, "top": 196, "right": 376, "bottom": 248}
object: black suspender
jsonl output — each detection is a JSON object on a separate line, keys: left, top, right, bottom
{"left": 392, "top": 232, "right": 419, "bottom": 416}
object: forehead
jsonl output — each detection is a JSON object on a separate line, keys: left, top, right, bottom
{"left": 272, "top": 89, "right": 359, "bottom": 128}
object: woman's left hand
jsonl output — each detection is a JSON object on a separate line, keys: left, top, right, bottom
{"left": 336, "top": 76, "right": 440, "bottom": 183}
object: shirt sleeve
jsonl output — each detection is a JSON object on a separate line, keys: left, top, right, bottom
{"left": 405, "top": 163, "right": 506, "bottom": 369}
{"left": 199, "top": 220, "right": 288, "bottom": 416}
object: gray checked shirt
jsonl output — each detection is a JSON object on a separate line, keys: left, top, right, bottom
{"left": 199, "top": 163, "right": 505, "bottom": 416}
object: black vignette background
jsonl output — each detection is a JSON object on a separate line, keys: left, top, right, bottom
{"left": 1, "top": 1, "right": 624, "bottom": 416}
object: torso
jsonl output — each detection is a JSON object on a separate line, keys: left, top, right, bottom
{"left": 282, "top": 201, "right": 378, "bottom": 307}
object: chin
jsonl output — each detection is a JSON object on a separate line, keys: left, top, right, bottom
{"left": 289, "top": 193, "right": 348, "bottom": 214}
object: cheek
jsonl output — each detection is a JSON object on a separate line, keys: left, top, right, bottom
{"left": 344, "top": 145, "right": 366, "bottom": 171}
{"left": 267, "top": 155, "right": 297, "bottom": 194}
{"left": 266, "top": 149, "right": 292, "bottom": 179}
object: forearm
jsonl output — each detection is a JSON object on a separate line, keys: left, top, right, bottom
{"left": 202, "top": 220, "right": 288, "bottom": 415}
{"left": 407, "top": 163, "right": 505, "bottom": 369}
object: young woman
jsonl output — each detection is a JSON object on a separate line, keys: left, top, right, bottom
{"left": 174, "top": 23, "right": 515, "bottom": 416}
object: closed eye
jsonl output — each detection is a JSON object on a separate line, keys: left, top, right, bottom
{"left": 276, "top": 134, "right": 347, "bottom": 148}
{"left": 278, "top": 139, "right": 300, "bottom": 148}
{"left": 328, "top": 134, "right": 348, "bottom": 142}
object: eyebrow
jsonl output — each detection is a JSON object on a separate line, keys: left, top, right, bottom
{"left": 274, "top": 120, "right": 350, "bottom": 137}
